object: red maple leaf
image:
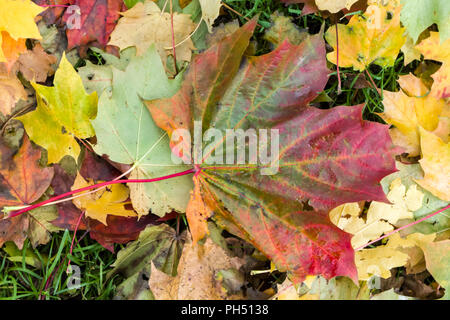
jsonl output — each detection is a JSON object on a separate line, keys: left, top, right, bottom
{"left": 146, "top": 19, "right": 397, "bottom": 283}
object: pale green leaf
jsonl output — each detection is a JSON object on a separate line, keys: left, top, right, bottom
{"left": 88, "top": 46, "right": 193, "bottom": 217}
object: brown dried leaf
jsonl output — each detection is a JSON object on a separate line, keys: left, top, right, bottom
{"left": 108, "top": 0, "right": 196, "bottom": 66}
{"left": 12, "top": 44, "right": 57, "bottom": 82}
{"left": 149, "top": 235, "right": 245, "bottom": 300}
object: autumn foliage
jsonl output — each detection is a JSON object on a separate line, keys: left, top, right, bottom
{"left": 0, "top": 0, "right": 449, "bottom": 300}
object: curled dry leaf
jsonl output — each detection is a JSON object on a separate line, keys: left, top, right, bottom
{"left": 36, "top": 21, "right": 67, "bottom": 62}
{"left": 149, "top": 235, "right": 245, "bottom": 300}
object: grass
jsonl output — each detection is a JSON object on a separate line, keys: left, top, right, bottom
{"left": 0, "top": 231, "right": 122, "bottom": 299}
{"left": 1, "top": 0, "right": 419, "bottom": 300}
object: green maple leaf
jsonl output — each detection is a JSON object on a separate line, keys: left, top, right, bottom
{"left": 17, "top": 53, "right": 98, "bottom": 164}
{"left": 82, "top": 45, "right": 193, "bottom": 217}
{"left": 419, "top": 240, "right": 450, "bottom": 299}
{"left": 400, "top": 0, "right": 450, "bottom": 43}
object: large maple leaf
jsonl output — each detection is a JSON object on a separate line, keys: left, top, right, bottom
{"left": 145, "top": 19, "right": 398, "bottom": 282}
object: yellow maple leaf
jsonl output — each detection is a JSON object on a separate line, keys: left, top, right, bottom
{"left": 0, "top": 0, "right": 44, "bottom": 63}
{"left": 378, "top": 74, "right": 449, "bottom": 156}
{"left": 17, "top": 54, "right": 98, "bottom": 164}
{"left": 415, "top": 127, "right": 450, "bottom": 201}
{"left": 356, "top": 247, "right": 409, "bottom": 280}
{"left": 275, "top": 275, "right": 368, "bottom": 300}
{"left": 71, "top": 173, "right": 137, "bottom": 225}
{"left": 325, "top": 0, "right": 405, "bottom": 71}
{"left": 108, "top": 0, "right": 196, "bottom": 67}
{"left": 416, "top": 32, "right": 450, "bottom": 99}
{"left": 275, "top": 276, "right": 318, "bottom": 300}
{"left": 397, "top": 73, "right": 428, "bottom": 96}
{"left": 330, "top": 178, "right": 424, "bottom": 249}
{"left": 331, "top": 189, "right": 438, "bottom": 281}
{"left": 315, "top": 0, "right": 359, "bottom": 13}
{"left": 401, "top": 33, "right": 421, "bottom": 65}
{"left": 355, "top": 233, "right": 436, "bottom": 280}
{"left": 388, "top": 232, "right": 436, "bottom": 274}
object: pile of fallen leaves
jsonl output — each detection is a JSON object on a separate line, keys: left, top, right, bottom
{"left": 0, "top": 0, "right": 449, "bottom": 300}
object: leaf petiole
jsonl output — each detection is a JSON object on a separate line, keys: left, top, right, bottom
{"left": 6, "top": 168, "right": 195, "bottom": 219}
{"left": 2, "top": 206, "right": 28, "bottom": 215}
